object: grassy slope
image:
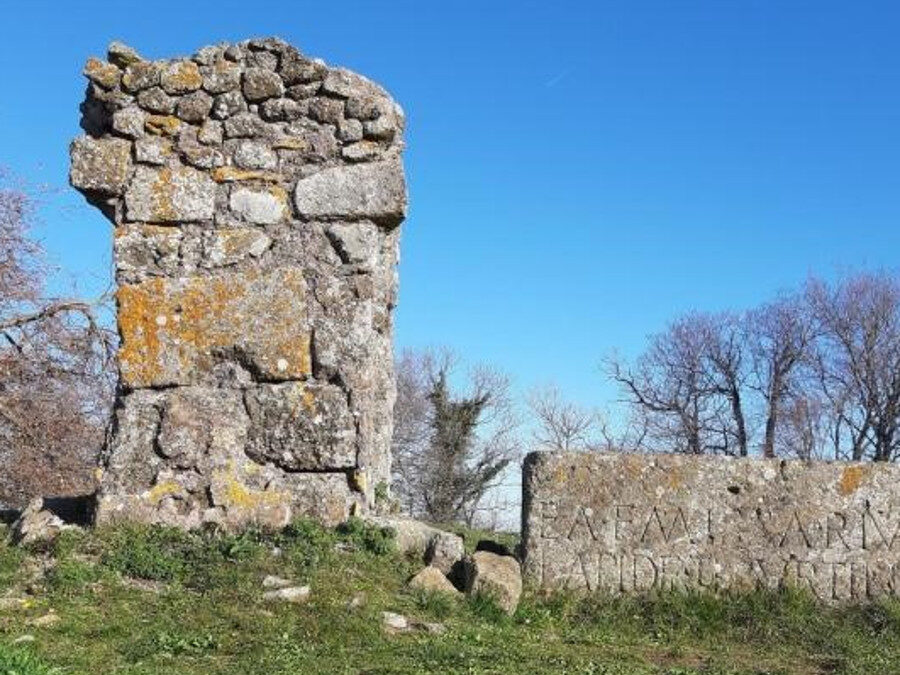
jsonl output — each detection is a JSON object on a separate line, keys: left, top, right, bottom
{"left": 0, "top": 520, "right": 898, "bottom": 674}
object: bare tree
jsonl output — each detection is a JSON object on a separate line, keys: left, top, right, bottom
{"left": 697, "top": 313, "right": 750, "bottom": 456}
{"left": 607, "top": 315, "right": 738, "bottom": 455}
{"left": 390, "top": 348, "right": 521, "bottom": 526}
{"left": 777, "top": 392, "right": 831, "bottom": 460}
{"left": 746, "top": 295, "right": 815, "bottom": 458}
{"left": 809, "top": 273, "right": 900, "bottom": 461}
{"left": 0, "top": 168, "right": 115, "bottom": 507}
{"left": 604, "top": 272, "right": 900, "bottom": 462}
{"left": 527, "top": 384, "right": 598, "bottom": 452}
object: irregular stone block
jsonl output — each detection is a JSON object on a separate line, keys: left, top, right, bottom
{"left": 114, "top": 224, "right": 184, "bottom": 282}
{"left": 293, "top": 159, "right": 406, "bottom": 226}
{"left": 160, "top": 60, "right": 203, "bottom": 94}
{"left": 242, "top": 67, "right": 284, "bottom": 101}
{"left": 125, "top": 165, "right": 215, "bottom": 222}
{"left": 522, "top": 452, "right": 900, "bottom": 602}
{"left": 426, "top": 531, "right": 466, "bottom": 575}
{"left": 117, "top": 267, "right": 311, "bottom": 387}
{"left": 244, "top": 382, "right": 356, "bottom": 470}
{"left": 463, "top": 551, "right": 522, "bottom": 614}
{"left": 69, "top": 136, "right": 132, "bottom": 196}
{"left": 409, "top": 566, "right": 461, "bottom": 595}
{"left": 229, "top": 186, "right": 289, "bottom": 224}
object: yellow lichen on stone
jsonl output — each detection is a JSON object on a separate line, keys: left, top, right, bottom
{"left": 350, "top": 469, "right": 367, "bottom": 494}
{"left": 211, "top": 167, "right": 282, "bottom": 183}
{"left": 838, "top": 465, "right": 870, "bottom": 496}
{"left": 161, "top": 60, "right": 202, "bottom": 93}
{"left": 145, "top": 115, "right": 182, "bottom": 137}
{"left": 222, "top": 475, "right": 287, "bottom": 509}
{"left": 84, "top": 57, "right": 121, "bottom": 88}
{"left": 146, "top": 480, "right": 184, "bottom": 504}
{"left": 272, "top": 137, "right": 311, "bottom": 151}
{"left": 117, "top": 268, "right": 311, "bottom": 387}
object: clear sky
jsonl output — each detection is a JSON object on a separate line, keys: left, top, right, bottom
{"left": 2, "top": 0, "right": 899, "bottom": 411}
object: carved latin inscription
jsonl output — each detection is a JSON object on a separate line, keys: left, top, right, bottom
{"left": 522, "top": 453, "right": 900, "bottom": 601}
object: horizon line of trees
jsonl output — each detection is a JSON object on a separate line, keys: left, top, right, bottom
{"left": 606, "top": 272, "right": 900, "bottom": 462}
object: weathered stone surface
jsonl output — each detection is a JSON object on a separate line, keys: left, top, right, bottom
{"left": 293, "top": 159, "right": 406, "bottom": 226}
{"left": 112, "top": 106, "right": 146, "bottom": 139}
{"left": 84, "top": 57, "right": 121, "bottom": 89}
{"left": 522, "top": 452, "right": 900, "bottom": 602}
{"left": 366, "top": 516, "right": 463, "bottom": 572}
{"left": 229, "top": 186, "right": 288, "bottom": 224}
{"left": 463, "top": 551, "right": 522, "bottom": 614}
{"left": 426, "top": 531, "right": 466, "bottom": 575}
{"left": 160, "top": 60, "right": 203, "bottom": 94}
{"left": 211, "top": 90, "right": 247, "bottom": 120}
{"left": 125, "top": 166, "right": 215, "bottom": 222}
{"left": 244, "top": 382, "right": 356, "bottom": 471}
{"left": 263, "top": 585, "right": 310, "bottom": 603}
{"left": 136, "top": 87, "right": 176, "bottom": 114}
{"left": 122, "top": 62, "right": 161, "bottom": 92}
{"left": 133, "top": 136, "right": 172, "bottom": 165}
{"left": 107, "top": 41, "right": 143, "bottom": 69}
{"left": 233, "top": 140, "right": 277, "bottom": 170}
{"left": 409, "top": 566, "right": 461, "bottom": 595}
{"left": 176, "top": 91, "right": 213, "bottom": 123}
{"left": 70, "top": 136, "right": 132, "bottom": 196}
{"left": 117, "top": 267, "right": 311, "bottom": 387}
{"left": 8, "top": 498, "right": 76, "bottom": 546}
{"left": 202, "top": 228, "right": 271, "bottom": 267}
{"left": 242, "top": 67, "right": 284, "bottom": 101}
{"left": 72, "top": 37, "right": 406, "bottom": 530}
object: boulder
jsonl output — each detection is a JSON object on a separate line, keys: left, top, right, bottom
{"left": 462, "top": 551, "right": 522, "bottom": 615}
{"left": 9, "top": 498, "right": 76, "bottom": 546}
{"left": 426, "top": 530, "right": 466, "bottom": 575}
{"left": 262, "top": 585, "right": 310, "bottom": 604}
{"left": 408, "top": 565, "right": 460, "bottom": 596}
{"left": 365, "top": 516, "right": 464, "bottom": 573}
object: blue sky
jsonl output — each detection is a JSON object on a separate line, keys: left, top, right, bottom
{"left": 2, "top": 0, "right": 899, "bottom": 411}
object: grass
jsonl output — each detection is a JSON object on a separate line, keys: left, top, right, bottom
{"left": 0, "top": 519, "right": 898, "bottom": 674}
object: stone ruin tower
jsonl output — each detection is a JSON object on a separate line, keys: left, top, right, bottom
{"left": 69, "top": 38, "right": 406, "bottom": 529}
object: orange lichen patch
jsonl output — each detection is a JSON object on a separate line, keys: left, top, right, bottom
{"left": 145, "top": 115, "right": 182, "bottom": 137}
{"left": 114, "top": 223, "right": 180, "bottom": 240}
{"left": 117, "top": 267, "right": 311, "bottom": 388}
{"left": 272, "top": 137, "right": 311, "bottom": 151}
{"left": 301, "top": 387, "right": 315, "bottom": 413}
{"left": 161, "top": 60, "right": 202, "bottom": 93}
{"left": 211, "top": 167, "right": 282, "bottom": 183}
{"left": 838, "top": 465, "right": 871, "bottom": 496}
{"left": 83, "top": 57, "right": 121, "bottom": 88}
{"left": 667, "top": 466, "right": 683, "bottom": 490}
{"left": 218, "top": 229, "right": 262, "bottom": 256}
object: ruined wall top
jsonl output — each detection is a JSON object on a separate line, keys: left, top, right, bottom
{"left": 70, "top": 37, "right": 406, "bottom": 229}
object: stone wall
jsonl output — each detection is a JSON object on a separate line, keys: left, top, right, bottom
{"left": 69, "top": 38, "right": 406, "bottom": 529}
{"left": 522, "top": 452, "right": 900, "bottom": 601}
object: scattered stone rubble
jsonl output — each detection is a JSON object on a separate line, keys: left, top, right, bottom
{"left": 8, "top": 499, "right": 78, "bottom": 547}
{"left": 69, "top": 37, "right": 407, "bottom": 530}
{"left": 372, "top": 515, "right": 524, "bottom": 613}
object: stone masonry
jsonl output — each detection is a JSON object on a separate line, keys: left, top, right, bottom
{"left": 523, "top": 452, "right": 900, "bottom": 601}
{"left": 69, "top": 38, "right": 406, "bottom": 530}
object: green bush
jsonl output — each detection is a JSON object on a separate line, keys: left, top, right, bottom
{"left": 336, "top": 516, "right": 395, "bottom": 556}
